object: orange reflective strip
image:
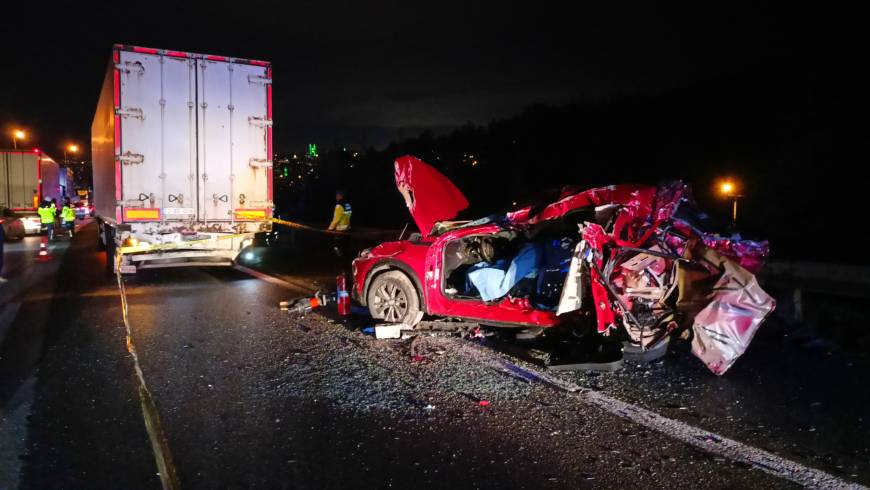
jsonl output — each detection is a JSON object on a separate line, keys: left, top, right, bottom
{"left": 234, "top": 209, "right": 267, "bottom": 220}
{"left": 124, "top": 208, "right": 161, "bottom": 221}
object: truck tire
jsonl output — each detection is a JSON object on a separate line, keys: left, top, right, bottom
{"left": 97, "top": 220, "right": 106, "bottom": 250}
{"left": 104, "top": 226, "right": 116, "bottom": 274}
{"left": 367, "top": 271, "right": 421, "bottom": 325}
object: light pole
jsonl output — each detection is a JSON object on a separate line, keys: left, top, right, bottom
{"left": 12, "top": 129, "right": 26, "bottom": 149}
{"left": 64, "top": 143, "right": 79, "bottom": 164}
{"left": 718, "top": 180, "right": 743, "bottom": 229}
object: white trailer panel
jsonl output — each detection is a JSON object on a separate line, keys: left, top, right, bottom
{"left": 0, "top": 150, "right": 60, "bottom": 211}
{"left": 92, "top": 44, "right": 273, "bottom": 272}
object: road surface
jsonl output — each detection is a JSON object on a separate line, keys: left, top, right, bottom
{"left": 1, "top": 222, "right": 867, "bottom": 489}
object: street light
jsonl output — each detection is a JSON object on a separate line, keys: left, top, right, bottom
{"left": 717, "top": 179, "right": 742, "bottom": 229}
{"left": 12, "top": 129, "right": 26, "bottom": 149}
{"left": 64, "top": 143, "right": 79, "bottom": 164}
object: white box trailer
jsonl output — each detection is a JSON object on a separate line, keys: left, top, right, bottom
{"left": 1, "top": 149, "right": 64, "bottom": 233}
{"left": 92, "top": 44, "right": 273, "bottom": 272}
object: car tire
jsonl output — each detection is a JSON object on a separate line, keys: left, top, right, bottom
{"left": 367, "top": 270, "right": 421, "bottom": 325}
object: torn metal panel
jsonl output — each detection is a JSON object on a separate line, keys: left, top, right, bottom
{"left": 687, "top": 247, "right": 776, "bottom": 375}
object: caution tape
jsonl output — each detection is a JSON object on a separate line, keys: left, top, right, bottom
{"left": 116, "top": 212, "right": 394, "bottom": 257}
{"left": 266, "top": 215, "right": 350, "bottom": 235}
{"left": 239, "top": 212, "right": 396, "bottom": 239}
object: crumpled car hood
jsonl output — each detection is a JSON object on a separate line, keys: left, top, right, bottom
{"left": 394, "top": 155, "right": 469, "bottom": 237}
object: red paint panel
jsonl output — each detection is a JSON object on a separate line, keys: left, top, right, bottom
{"left": 266, "top": 67, "right": 273, "bottom": 201}
{"left": 132, "top": 46, "right": 159, "bottom": 54}
{"left": 114, "top": 114, "right": 122, "bottom": 201}
{"left": 36, "top": 154, "right": 42, "bottom": 203}
{"left": 267, "top": 168, "right": 273, "bottom": 203}
{"left": 112, "top": 69, "right": 120, "bottom": 107}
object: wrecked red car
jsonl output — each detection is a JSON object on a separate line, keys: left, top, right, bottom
{"left": 352, "top": 155, "right": 775, "bottom": 374}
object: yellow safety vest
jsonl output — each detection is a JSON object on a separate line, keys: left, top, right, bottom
{"left": 328, "top": 203, "right": 352, "bottom": 231}
{"left": 38, "top": 206, "right": 56, "bottom": 224}
{"left": 62, "top": 206, "right": 76, "bottom": 223}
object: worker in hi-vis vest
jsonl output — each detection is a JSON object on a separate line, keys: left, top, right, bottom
{"left": 61, "top": 199, "right": 76, "bottom": 238}
{"left": 38, "top": 199, "right": 56, "bottom": 241}
{"left": 327, "top": 190, "right": 352, "bottom": 231}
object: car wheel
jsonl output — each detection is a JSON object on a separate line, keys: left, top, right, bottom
{"left": 367, "top": 271, "right": 421, "bottom": 325}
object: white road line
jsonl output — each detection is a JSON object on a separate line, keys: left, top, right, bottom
{"left": 460, "top": 345, "right": 867, "bottom": 490}
{"left": 114, "top": 257, "right": 180, "bottom": 490}
{"left": 233, "top": 265, "right": 318, "bottom": 293}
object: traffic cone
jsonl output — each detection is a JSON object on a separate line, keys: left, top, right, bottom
{"left": 36, "top": 236, "right": 52, "bottom": 262}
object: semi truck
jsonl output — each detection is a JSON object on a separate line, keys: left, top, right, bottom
{"left": 92, "top": 44, "right": 273, "bottom": 273}
{"left": 0, "top": 149, "right": 67, "bottom": 234}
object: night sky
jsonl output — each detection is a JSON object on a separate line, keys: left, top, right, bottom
{"left": 3, "top": 2, "right": 860, "bottom": 155}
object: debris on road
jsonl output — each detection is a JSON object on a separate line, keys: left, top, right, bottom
{"left": 374, "top": 323, "right": 409, "bottom": 339}
{"left": 279, "top": 291, "right": 335, "bottom": 314}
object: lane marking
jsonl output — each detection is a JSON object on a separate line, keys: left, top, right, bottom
{"left": 233, "top": 265, "right": 318, "bottom": 293}
{"left": 458, "top": 344, "right": 867, "bottom": 490}
{"left": 114, "top": 254, "right": 181, "bottom": 490}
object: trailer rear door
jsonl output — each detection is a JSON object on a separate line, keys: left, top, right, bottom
{"left": 196, "top": 59, "right": 270, "bottom": 222}
{"left": 3, "top": 153, "right": 39, "bottom": 209}
{"left": 117, "top": 50, "right": 197, "bottom": 220}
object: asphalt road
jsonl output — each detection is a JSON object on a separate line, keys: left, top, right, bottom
{"left": 0, "top": 222, "right": 868, "bottom": 489}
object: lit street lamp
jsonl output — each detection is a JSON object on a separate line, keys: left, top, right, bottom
{"left": 718, "top": 179, "right": 743, "bottom": 229}
{"left": 12, "top": 129, "right": 26, "bottom": 149}
{"left": 64, "top": 143, "right": 79, "bottom": 164}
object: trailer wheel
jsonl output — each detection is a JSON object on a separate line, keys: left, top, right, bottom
{"left": 367, "top": 271, "right": 421, "bottom": 325}
{"left": 97, "top": 221, "right": 106, "bottom": 250}
{"left": 104, "top": 226, "right": 116, "bottom": 274}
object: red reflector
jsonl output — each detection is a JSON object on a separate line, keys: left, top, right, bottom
{"left": 132, "top": 46, "right": 159, "bottom": 54}
{"left": 33, "top": 148, "right": 40, "bottom": 153}
{"left": 206, "top": 55, "right": 226, "bottom": 61}
{"left": 249, "top": 59, "right": 270, "bottom": 66}
{"left": 165, "top": 50, "right": 188, "bottom": 58}
{"left": 124, "top": 208, "right": 161, "bottom": 221}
